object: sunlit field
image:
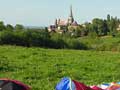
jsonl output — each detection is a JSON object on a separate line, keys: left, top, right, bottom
{"left": 0, "top": 46, "right": 120, "bottom": 90}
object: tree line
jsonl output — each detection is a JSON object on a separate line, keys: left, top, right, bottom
{"left": 68, "top": 14, "right": 120, "bottom": 37}
{"left": 0, "top": 22, "right": 87, "bottom": 49}
{"left": 0, "top": 14, "right": 119, "bottom": 50}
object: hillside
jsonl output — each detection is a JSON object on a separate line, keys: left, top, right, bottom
{"left": 0, "top": 46, "right": 120, "bottom": 90}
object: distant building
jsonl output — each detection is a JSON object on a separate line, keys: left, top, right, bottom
{"left": 48, "top": 5, "right": 79, "bottom": 33}
{"left": 117, "top": 24, "right": 120, "bottom": 31}
{"left": 48, "top": 25, "right": 56, "bottom": 32}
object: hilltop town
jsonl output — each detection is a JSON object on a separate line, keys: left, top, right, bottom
{"left": 48, "top": 6, "right": 120, "bottom": 37}
{"left": 48, "top": 6, "right": 80, "bottom": 34}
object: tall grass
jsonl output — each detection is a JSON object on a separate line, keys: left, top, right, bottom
{"left": 1, "top": 46, "right": 120, "bottom": 89}
{"left": 79, "top": 36, "right": 120, "bottom": 51}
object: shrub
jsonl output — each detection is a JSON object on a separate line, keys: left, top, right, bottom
{"left": 0, "top": 30, "right": 88, "bottom": 50}
{"left": 50, "top": 33, "right": 67, "bottom": 49}
{"left": 65, "top": 38, "right": 88, "bottom": 50}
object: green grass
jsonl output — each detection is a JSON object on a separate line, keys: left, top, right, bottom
{"left": 78, "top": 36, "right": 120, "bottom": 51}
{"left": 1, "top": 46, "right": 120, "bottom": 89}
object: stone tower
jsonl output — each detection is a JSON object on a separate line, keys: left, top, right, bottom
{"left": 68, "top": 5, "right": 74, "bottom": 25}
{"left": 55, "top": 19, "right": 58, "bottom": 27}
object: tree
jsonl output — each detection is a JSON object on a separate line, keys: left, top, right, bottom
{"left": 74, "top": 26, "right": 82, "bottom": 37}
{"left": 15, "top": 24, "right": 24, "bottom": 30}
{"left": 92, "top": 18, "right": 103, "bottom": 36}
{"left": 6, "top": 24, "right": 14, "bottom": 31}
{"left": 92, "top": 18, "right": 110, "bottom": 36}
{"left": 109, "top": 17, "right": 119, "bottom": 36}
{"left": 107, "top": 14, "right": 111, "bottom": 22}
{"left": 102, "top": 20, "right": 109, "bottom": 35}
{"left": 0, "top": 21, "right": 6, "bottom": 31}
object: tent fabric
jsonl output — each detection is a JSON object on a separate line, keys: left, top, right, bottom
{"left": 72, "top": 80, "right": 92, "bottom": 90}
{"left": 55, "top": 77, "right": 76, "bottom": 90}
{"left": 56, "top": 77, "right": 120, "bottom": 90}
{"left": 99, "top": 82, "right": 120, "bottom": 90}
{"left": 55, "top": 77, "right": 98, "bottom": 90}
{"left": 0, "top": 78, "right": 31, "bottom": 90}
{"left": 90, "top": 86, "right": 103, "bottom": 90}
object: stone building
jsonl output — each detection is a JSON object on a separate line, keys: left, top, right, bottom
{"left": 48, "top": 5, "right": 79, "bottom": 33}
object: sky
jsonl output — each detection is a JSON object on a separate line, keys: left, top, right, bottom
{"left": 0, "top": 0, "right": 120, "bottom": 26}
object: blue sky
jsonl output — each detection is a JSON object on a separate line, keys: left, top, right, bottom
{"left": 0, "top": 0, "right": 120, "bottom": 26}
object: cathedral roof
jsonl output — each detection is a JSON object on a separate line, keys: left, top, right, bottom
{"left": 58, "top": 20, "right": 68, "bottom": 26}
{"left": 71, "top": 21, "right": 78, "bottom": 26}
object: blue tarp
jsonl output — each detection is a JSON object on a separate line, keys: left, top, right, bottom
{"left": 55, "top": 77, "right": 76, "bottom": 90}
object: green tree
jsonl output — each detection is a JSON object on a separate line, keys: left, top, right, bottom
{"left": 107, "top": 14, "right": 111, "bottom": 22}
{"left": 92, "top": 18, "right": 109, "bottom": 36}
{"left": 15, "top": 24, "right": 24, "bottom": 30}
{"left": 92, "top": 18, "right": 103, "bottom": 36}
{"left": 0, "top": 21, "right": 6, "bottom": 31}
{"left": 102, "top": 20, "right": 109, "bottom": 35}
{"left": 6, "top": 24, "right": 14, "bottom": 31}
{"left": 74, "top": 26, "right": 82, "bottom": 37}
{"left": 109, "top": 17, "right": 119, "bottom": 36}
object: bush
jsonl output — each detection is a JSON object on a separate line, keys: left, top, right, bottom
{"left": 50, "top": 34, "right": 67, "bottom": 49}
{"left": 65, "top": 38, "right": 88, "bottom": 50}
{"left": 0, "top": 30, "right": 88, "bottom": 50}
{"left": 0, "top": 30, "right": 51, "bottom": 47}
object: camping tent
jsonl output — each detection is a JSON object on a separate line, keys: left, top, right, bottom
{"left": 55, "top": 77, "right": 120, "bottom": 90}
{"left": 0, "top": 78, "right": 31, "bottom": 90}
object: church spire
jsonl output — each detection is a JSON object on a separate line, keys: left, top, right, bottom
{"left": 68, "top": 5, "right": 74, "bottom": 25}
{"left": 70, "top": 5, "right": 73, "bottom": 18}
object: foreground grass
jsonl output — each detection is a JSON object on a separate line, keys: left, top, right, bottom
{"left": 0, "top": 46, "right": 120, "bottom": 89}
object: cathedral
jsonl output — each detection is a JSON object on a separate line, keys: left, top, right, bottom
{"left": 48, "top": 5, "right": 78, "bottom": 33}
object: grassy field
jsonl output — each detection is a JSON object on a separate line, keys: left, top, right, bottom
{"left": 79, "top": 36, "right": 120, "bottom": 51}
{"left": 0, "top": 46, "right": 120, "bottom": 90}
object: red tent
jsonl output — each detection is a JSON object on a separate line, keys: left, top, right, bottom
{"left": 0, "top": 78, "right": 31, "bottom": 90}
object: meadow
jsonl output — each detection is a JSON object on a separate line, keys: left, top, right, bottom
{"left": 0, "top": 46, "right": 120, "bottom": 90}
